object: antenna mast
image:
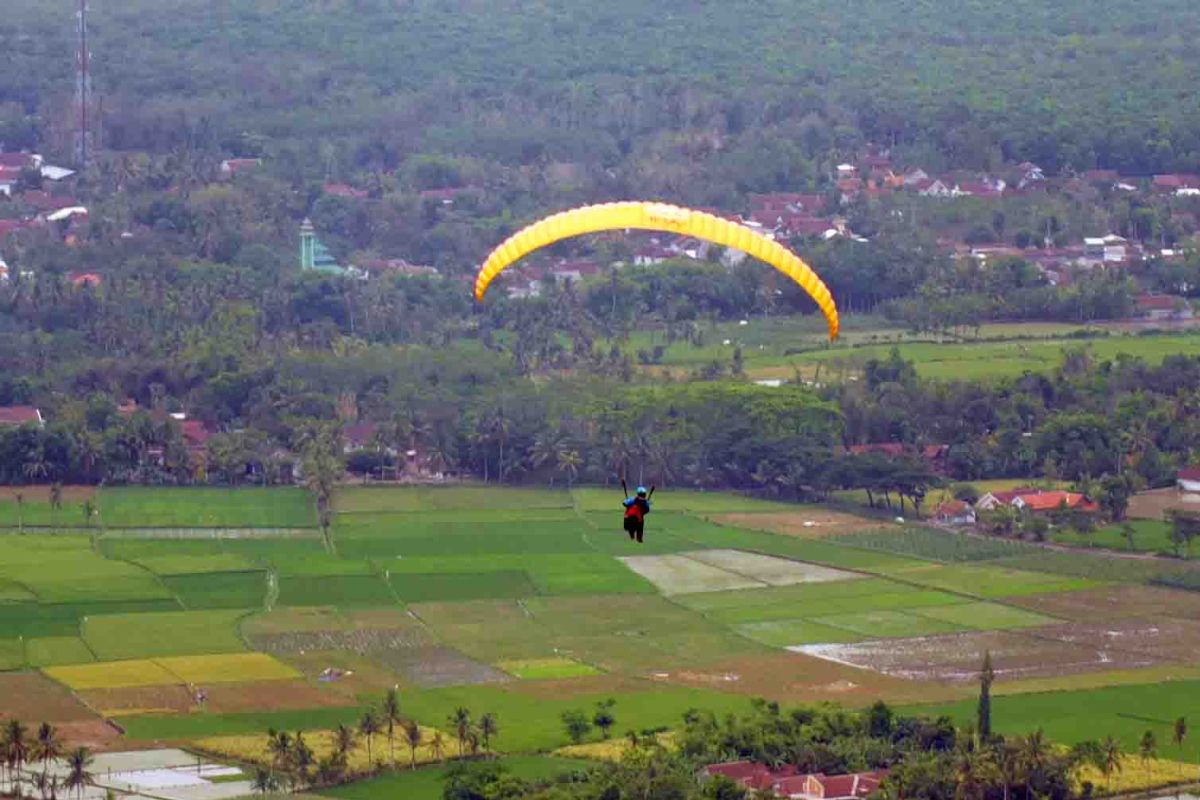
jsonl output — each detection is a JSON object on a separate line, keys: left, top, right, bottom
{"left": 75, "top": 0, "right": 93, "bottom": 168}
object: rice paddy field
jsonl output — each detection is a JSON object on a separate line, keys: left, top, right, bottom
{"left": 6, "top": 484, "right": 1200, "bottom": 798}
{"left": 613, "top": 314, "right": 1200, "bottom": 382}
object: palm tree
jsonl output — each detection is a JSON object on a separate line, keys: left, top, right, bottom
{"left": 358, "top": 710, "right": 381, "bottom": 768}
{"left": 478, "top": 713, "right": 498, "bottom": 752}
{"left": 15, "top": 492, "right": 24, "bottom": 533}
{"left": 403, "top": 721, "right": 422, "bottom": 769}
{"left": 292, "top": 731, "right": 314, "bottom": 787}
{"left": 430, "top": 732, "right": 446, "bottom": 763}
{"left": 49, "top": 483, "right": 63, "bottom": 511}
{"left": 449, "top": 708, "right": 472, "bottom": 757}
{"left": 1174, "top": 718, "right": 1188, "bottom": 780}
{"left": 267, "top": 729, "right": 292, "bottom": 773}
{"left": 1018, "top": 729, "right": 1049, "bottom": 800}
{"left": 251, "top": 767, "right": 275, "bottom": 796}
{"left": 64, "top": 747, "right": 91, "bottom": 800}
{"left": 333, "top": 725, "right": 355, "bottom": 763}
{"left": 5, "top": 719, "right": 29, "bottom": 794}
{"left": 381, "top": 689, "right": 401, "bottom": 766}
{"left": 1140, "top": 730, "right": 1158, "bottom": 785}
{"left": 556, "top": 450, "right": 583, "bottom": 488}
{"left": 34, "top": 723, "right": 60, "bottom": 789}
{"left": 1099, "top": 736, "right": 1123, "bottom": 792}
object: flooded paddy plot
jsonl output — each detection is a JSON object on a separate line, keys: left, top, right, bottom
{"left": 368, "top": 644, "right": 512, "bottom": 687}
{"left": 1033, "top": 617, "right": 1200, "bottom": 663}
{"left": 791, "top": 628, "right": 1165, "bottom": 683}
{"left": 619, "top": 549, "right": 861, "bottom": 595}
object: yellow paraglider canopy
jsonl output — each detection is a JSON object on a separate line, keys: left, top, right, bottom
{"left": 473, "top": 201, "right": 839, "bottom": 340}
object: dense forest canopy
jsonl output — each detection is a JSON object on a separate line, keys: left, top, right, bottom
{"left": 3, "top": 0, "right": 1200, "bottom": 180}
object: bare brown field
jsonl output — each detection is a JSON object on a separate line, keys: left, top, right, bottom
{"left": 78, "top": 685, "right": 194, "bottom": 716}
{"left": 280, "top": 650, "right": 407, "bottom": 696}
{"left": 0, "top": 485, "right": 96, "bottom": 503}
{"left": 1128, "top": 487, "right": 1200, "bottom": 520}
{"left": 708, "top": 510, "right": 887, "bottom": 538}
{"left": 792, "top": 629, "right": 1165, "bottom": 683}
{"left": 651, "top": 653, "right": 967, "bottom": 705}
{"left": 368, "top": 645, "right": 512, "bottom": 688}
{"left": 1010, "top": 585, "right": 1200, "bottom": 622}
{"left": 1033, "top": 618, "right": 1200, "bottom": 663}
{"left": 247, "top": 625, "right": 432, "bottom": 655}
{"left": 56, "top": 720, "right": 123, "bottom": 751}
{"left": 201, "top": 680, "right": 355, "bottom": 712}
{"left": 0, "top": 672, "right": 99, "bottom": 722}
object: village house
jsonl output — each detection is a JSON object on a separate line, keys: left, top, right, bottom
{"left": 1136, "top": 293, "right": 1193, "bottom": 321}
{"left": 549, "top": 259, "right": 602, "bottom": 285}
{"left": 935, "top": 499, "right": 976, "bottom": 526}
{"left": 219, "top": 158, "right": 262, "bottom": 177}
{"left": 700, "top": 762, "right": 887, "bottom": 799}
{"left": 322, "top": 183, "right": 369, "bottom": 199}
{"left": 1012, "top": 491, "right": 1098, "bottom": 514}
{"left": 1177, "top": 468, "right": 1200, "bottom": 494}
{"left": 975, "top": 487, "right": 1041, "bottom": 511}
{"left": 915, "top": 179, "right": 953, "bottom": 198}
{"left": 0, "top": 406, "right": 44, "bottom": 428}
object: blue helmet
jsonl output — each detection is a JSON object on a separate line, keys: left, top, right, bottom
{"left": 636, "top": 486, "right": 648, "bottom": 496}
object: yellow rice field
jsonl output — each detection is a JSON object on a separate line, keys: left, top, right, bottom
{"left": 46, "top": 659, "right": 178, "bottom": 690}
{"left": 195, "top": 726, "right": 449, "bottom": 772}
{"left": 1075, "top": 754, "right": 1197, "bottom": 795}
{"left": 45, "top": 653, "right": 298, "bottom": 690}
{"left": 157, "top": 653, "right": 300, "bottom": 684}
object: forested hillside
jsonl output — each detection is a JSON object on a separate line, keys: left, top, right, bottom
{"left": 3, "top": 0, "right": 1200, "bottom": 186}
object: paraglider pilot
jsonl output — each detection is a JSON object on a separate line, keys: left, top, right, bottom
{"left": 621, "top": 479, "right": 654, "bottom": 543}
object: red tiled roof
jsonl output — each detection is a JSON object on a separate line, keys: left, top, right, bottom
{"left": 20, "top": 191, "right": 78, "bottom": 213}
{"left": 1137, "top": 293, "right": 1183, "bottom": 311}
{"left": 180, "top": 419, "right": 212, "bottom": 448}
{"left": 0, "top": 406, "right": 42, "bottom": 426}
{"left": 0, "top": 153, "right": 35, "bottom": 169}
{"left": 68, "top": 272, "right": 101, "bottom": 288}
{"left": 323, "top": 183, "right": 369, "bottom": 199}
{"left": 343, "top": 421, "right": 379, "bottom": 448}
{"left": 937, "top": 500, "right": 970, "bottom": 516}
{"left": 702, "top": 761, "right": 771, "bottom": 785}
{"left": 1178, "top": 468, "right": 1200, "bottom": 482}
{"left": 1015, "top": 491, "right": 1097, "bottom": 512}
{"left": 1154, "top": 174, "right": 1200, "bottom": 189}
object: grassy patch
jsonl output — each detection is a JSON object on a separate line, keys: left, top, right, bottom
{"left": 0, "top": 638, "right": 23, "bottom": 670}
{"left": 891, "top": 563, "right": 1100, "bottom": 598}
{"left": 46, "top": 658, "right": 180, "bottom": 689}
{"left": 119, "top": 707, "right": 368, "bottom": 740}
{"left": 811, "top": 609, "right": 967, "bottom": 638}
{"left": 906, "top": 680, "right": 1200, "bottom": 763}
{"left": 0, "top": 599, "right": 182, "bottom": 639}
{"left": 98, "top": 487, "right": 317, "bottom": 528}
{"left": 25, "top": 637, "right": 95, "bottom": 667}
{"left": 571, "top": 487, "right": 792, "bottom": 513}
{"left": 831, "top": 528, "right": 1041, "bottom": 563}
{"left": 163, "top": 572, "right": 268, "bottom": 610}
{"left": 907, "top": 601, "right": 1056, "bottom": 630}
{"left": 318, "top": 756, "right": 593, "bottom": 800}
{"left": 496, "top": 658, "right": 601, "bottom": 680}
{"left": 276, "top": 575, "right": 397, "bottom": 607}
{"left": 1054, "top": 520, "right": 1186, "bottom": 557}
{"left": 734, "top": 619, "right": 866, "bottom": 647}
{"left": 82, "top": 610, "right": 248, "bottom": 660}
{"left": 133, "top": 554, "right": 261, "bottom": 574}
{"left": 389, "top": 571, "right": 536, "bottom": 603}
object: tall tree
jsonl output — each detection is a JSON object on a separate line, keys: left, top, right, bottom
{"left": 403, "top": 721, "right": 422, "bottom": 769}
{"left": 977, "top": 651, "right": 994, "bottom": 740}
{"left": 381, "top": 689, "right": 402, "bottom": 766}
{"left": 358, "top": 710, "right": 381, "bottom": 768}
{"left": 449, "top": 708, "right": 472, "bottom": 757}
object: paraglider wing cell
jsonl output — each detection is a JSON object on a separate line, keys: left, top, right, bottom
{"left": 472, "top": 202, "right": 839, "bottom": 340}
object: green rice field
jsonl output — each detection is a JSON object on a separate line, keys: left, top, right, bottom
{"left": 6, "top": 482, "right": 1200, "bottom": 776}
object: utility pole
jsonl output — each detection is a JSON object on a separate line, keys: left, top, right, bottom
{"left": 75, "top": 0, "right": 93, "bottom": 169}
